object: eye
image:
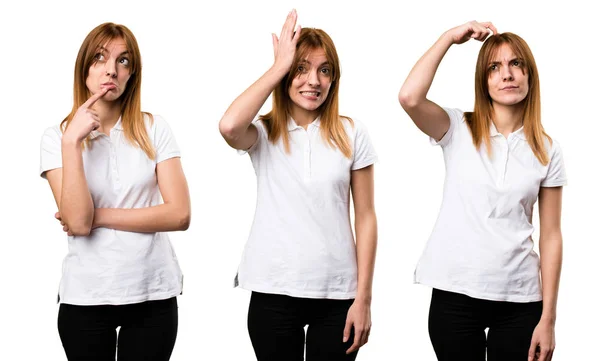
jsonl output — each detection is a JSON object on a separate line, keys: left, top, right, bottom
{"left": 119, "top": 57, "right": 130, "bottom": 67}
{"left": 320, "top": 67, "right": 331, "bottom": 76}
{"left": 489, "top": 64, "right": 498, "bottom": 72}
{"left": 297, "top": 65, "right": 307, "bottom": 73}
{"left": 94, "top": 53, "right": 105, "bottom": 62}
{"left": 512, "top": 60, "right": 521, "bottom": 67}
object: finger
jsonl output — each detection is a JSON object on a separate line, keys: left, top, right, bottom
{"left": 293, "top": 24, "right": 302, "bottom": 41}
{"left": 342, "top": 319, "right": 352, "bottom": 343}
{"left": 360, "top": 328, "right": 369, "bottom": 346}
{"left": 528, "top": 341, "right": 537, "bottom": 361}
{"left": 82, "top": 87, "right": 109, "bottom": 108}
{"left": 92, "top": 121, "right": 100, "bottom": 131}
{"left": 282, "top": 9, "right": 297, "bottom": 40}
{"left": 60, "top": 221, "right": 65, "bottom": 226}
{"left": 346, "top": 329, "right": 362, "bottom": 354}
{"left": 55, "top": 212, "right": 61, "bottom": 220}
{"left": 272, "top": 33, "right": 279, "bottom": 58}
{"left": 539, "top": 348, "right": 550, "bottom": 361}
{"left": 67, "top": 231, "right": 73, "bottom": 236}
{"left": 63, "top": 225, "right": 69, "bottom": 232}
{"left": 480, "top": 22, "right": 498, "bottom": 35}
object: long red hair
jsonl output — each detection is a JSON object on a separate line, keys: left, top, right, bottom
{"left": 61, "top": 22, "right": 155, "bottom": 159}
{"left": 259, "top": 28, "right": 353, "bottom": 158}
{"left": 465, "top": 32, "right": 550, "bottom": 165}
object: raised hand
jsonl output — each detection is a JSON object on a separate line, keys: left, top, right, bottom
{"left": 63, "top": 87, "right": 109, "bottom": 144}
{"left": 271, "top": 9, "right": 301, "bottom": 73}
{"left": 445, "top": 21, "right": 498, "bottom": 45}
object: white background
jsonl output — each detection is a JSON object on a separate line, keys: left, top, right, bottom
{"left": 1, "top": 0, "right": 597, "bottom": 359}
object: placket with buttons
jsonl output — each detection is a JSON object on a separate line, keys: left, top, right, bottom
{"left": 109, "top": 131, "right": 122, "bottom": 192}
{"left": 303, "top": 127, "right": 312, "bottom": 183}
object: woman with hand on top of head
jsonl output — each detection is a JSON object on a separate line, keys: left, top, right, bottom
{"left": 219, "top": 9, "right": 378, "bottom": 361}
{"left": 399, "top": 21, "right": 566, "bottom": 361}
{"left": 39, "top": 22, "right": 190, "bottom": 361}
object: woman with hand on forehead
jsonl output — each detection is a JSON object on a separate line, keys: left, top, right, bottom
{"left": 219, "top": 9, "right": 378, "bottom": 361}
{"left": 39, "top": 23, "right": 190, "bottom": 360}
{"left": 399, "top": 21, "right": 566, "bottom": 361}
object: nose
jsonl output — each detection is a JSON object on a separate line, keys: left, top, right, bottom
{"left": 501, "top": 65, "right": 514, "bottom": 81}
{"left": 307, "top": 69, "right": 320, "bottom": 87}
{"left": 105, "top": 62, "right": 117, "bottom": 78}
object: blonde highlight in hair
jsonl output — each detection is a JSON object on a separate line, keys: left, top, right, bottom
{"left": 61, "top": 22, "right": 155, "bottom": 159}
{"left": 465, "top": 32, "right": 550, "bottom": 165}
{"left": 259, "top": 28, "right": 353, "bottom": 158}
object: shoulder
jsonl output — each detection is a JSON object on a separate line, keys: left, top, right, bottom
{"left": 340, "top": 116, "right": 362, "bottom": 136}
{"left": 41, "top": 124, "right": 63, "bottom": 144}
{"left": 444, "top": 108, "right": 467, "bottom": 124}
{"left": 144, "top": 113, "right": 172, "bottom": 134}
{"left": 253, "top": 118, "right": 269, "bottom": 137}
{"left": 545, "top": 136, "right": 563, "bottom": 158}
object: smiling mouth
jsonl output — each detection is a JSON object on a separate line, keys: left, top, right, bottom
{"left": 301, "top": 91, "right": 320, "bottom": 96}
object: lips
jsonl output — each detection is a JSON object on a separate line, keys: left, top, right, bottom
{"left": 101, "top": 82, "right": 117, "bottom": 89}
{"left": 501, "top": 86, "right": 518, "bottom": 90}
{"left": 300, "top": 91, "right": 320, "bottom": 99}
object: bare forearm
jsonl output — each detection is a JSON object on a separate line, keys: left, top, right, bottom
{"left": 219, "top": 65, "right": 289, "bottom": 140}
{"left": 60, "top": 140, "right": 94, "bottom": 235}
{"left": 354, "top": 211, "right": 378, "bottom": 304}
{"left": 94, "top": 204, "right": 190, "bottom": 233}
{"left": 539, "top": 236, "right": 562, "bottom": 323}
{"left": 399, "top": 33, "right": 453, "bottom": 107}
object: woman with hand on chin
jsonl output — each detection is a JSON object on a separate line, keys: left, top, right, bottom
{"left": 219, "top": 9, "right": 378, "bottom": 361}
{"left": 399, "top": 21, "right": 566, "bottom": 361}
{"left": 40, "top": 22, "right": 190, "bottom": 361}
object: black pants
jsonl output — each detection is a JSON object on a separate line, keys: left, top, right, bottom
{"left": 248, "top": 292, "right": 358, "bottom": 361}
{"left": 428, "top": 288, "right": 542, "bottom": 361}
{"left": 58, "top": 297, "right": 178, "bottom": 361}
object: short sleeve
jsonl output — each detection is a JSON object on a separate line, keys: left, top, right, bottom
{"left": 541, "top": 140, "right": 567, "bottom": 187}
{"left": 430, "top": 107, "right": 463, "bottom": 148}
{"left": 237, "top": 119, "right": 265, "bottom": 156}
{"left": 351, "top": 119, "right": 378, "bottom": 171}
{"left": 40, "top": 126, "right": 63, "bottom": 179}
{"left": 153, "top": 115, "right": 181, "bottom": 163}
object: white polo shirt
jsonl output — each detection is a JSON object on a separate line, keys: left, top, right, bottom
{"left": 236, "top": 117, "right": 377, "bottom": 299}
{"left": 414, "top": 108, "right": 567, "bottom": 302}
{"left": 39, "top": 115, "right": 183, "bottom": 305}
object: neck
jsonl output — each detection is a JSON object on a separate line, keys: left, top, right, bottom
{"left": 290, "top": 107, "right": 320, "bottom": 130}
{"left": 93, "top": 99, "right": 122, "bottom": 134}
{"left": 491, "top": 103, "right": 524, "bottom": 137}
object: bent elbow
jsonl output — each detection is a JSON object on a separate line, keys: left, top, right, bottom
{"left": 218, "top": 120, "right": 239, "bottom": 143}
{"left": 398, "top": 90, "right": 419, "bottom": 111}
{"left": 177, "top": 211, "right": 191, "bottom": 231}
{"left": 69, "top": 223, "right": 92, "bottom": 237}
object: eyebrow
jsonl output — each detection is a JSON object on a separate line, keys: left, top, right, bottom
{"left": 298, "top": 59, "right": 330, "bottom": 67}
{"left": 489, "top": 57, "right": 523, "bottom": 65}
{"left": 97, "top": 47, "right": 130, "bottom": 56}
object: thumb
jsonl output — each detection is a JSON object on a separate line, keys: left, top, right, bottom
{"left": 272, "top": 33, "right": 278, "bottom": 57}
{"left": 343, "top": 317, "right": 353, "bottom": 343}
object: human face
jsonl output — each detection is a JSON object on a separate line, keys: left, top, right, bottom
{"left": 487, "top": 43, "right": 529, "bottom": 107}
{"left": 288, "top": 48, "right": 332, "bottom": 120}
{"left": 85, "top": 37, "right": 132, "bottom": 102}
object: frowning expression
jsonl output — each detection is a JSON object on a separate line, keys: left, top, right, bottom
{"left": 487, "top": 43, "right": 529, "bottom": 107}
